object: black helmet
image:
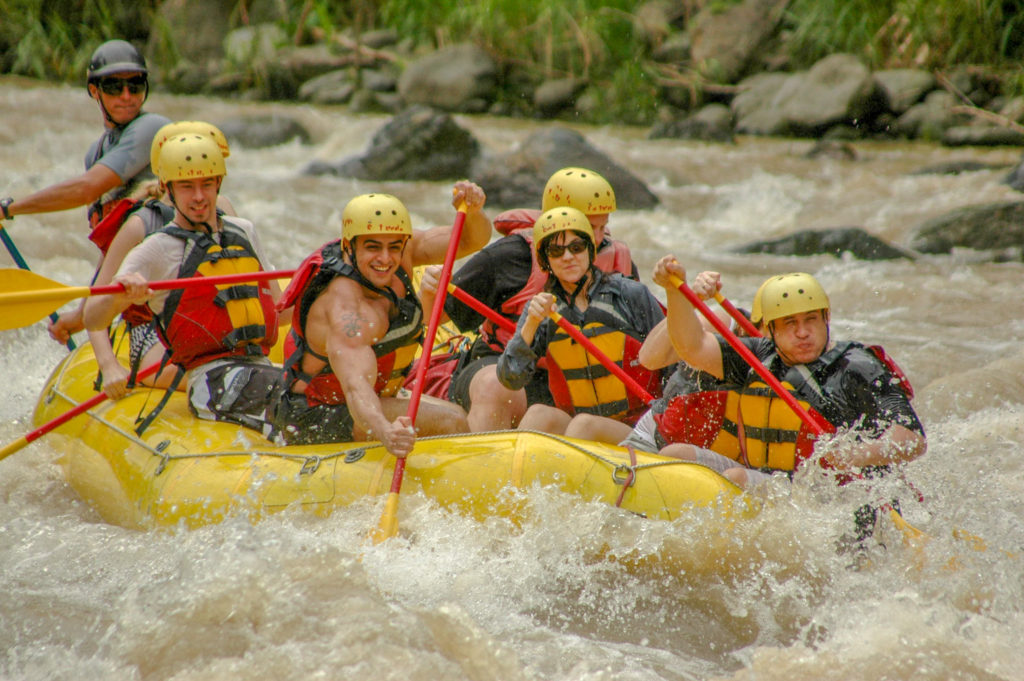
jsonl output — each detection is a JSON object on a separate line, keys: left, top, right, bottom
{"left": 87, "top": 40, "right": 147, "bottom": 82}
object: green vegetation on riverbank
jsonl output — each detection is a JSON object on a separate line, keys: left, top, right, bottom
{"left": 3, "top": 0, "right": 1024, "bottom": 124}
{"left": 785, "top": 0, "right": 1024, "bottom": 73}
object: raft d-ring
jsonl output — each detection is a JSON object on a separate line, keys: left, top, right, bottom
{"left": 612, "top": 464, "right": 636, "bottom": 487}
{"left": 343, "top": 448, "right": 366, "bottom": 464}
{"left": 300, "top": 456, "right": 321, "bottom": 476}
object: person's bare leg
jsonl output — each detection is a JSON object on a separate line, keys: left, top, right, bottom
{"left": 467, "top": 365, "right": 526, "bottom": 431}
{"left": 657, "top": 443, "right": 699, "bottom": 461}
{"left": 375, "top": 395, "right": 469, "bottom": 437}
{"left": 517, "top": 404, "right": 572, "bottom": 435}
{"left": 139, "top": 343, "right": 183, "bottom": 390}
{"left": 564, "top": 414, "right": 633, "bottom": 445}
{"left": 723, "top": 467, "right": 750, "bottom": 488}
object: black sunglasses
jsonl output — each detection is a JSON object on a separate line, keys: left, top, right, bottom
{"left": 97, "top": 75, "right": 147, "bottom": 96}
{"left": 545, "top": 238, "right": 588, "bottom": 258}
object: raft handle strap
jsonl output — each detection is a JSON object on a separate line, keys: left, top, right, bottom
{"left": 613, "top": 445, "right": 638, "bottom": 508}
{"left": 154, "top": 440, "right": 171, "bottom": 476}
{"left": 300, "top": 455, "right": 321, "bottom": 476}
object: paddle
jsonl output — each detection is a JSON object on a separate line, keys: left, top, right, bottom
{"left": 0, "top": 362, "right": 161, "bottom": 462}
{"left": 370, "top": 202, "right": 468, "bottom": 544}
{"left": 547, "top": 310, "right": 656, "bottom": 404}
{"left": 445, "top": 282, "right": 516, "bottom": 334}
{"left": 670, "top": 274, "right": 933, "bottom": 542}
{"left": 713, "top": 292, "right": 761, "bottom": 338}
{"left": 0, "top": 268, "right": 297, "bottom": 332}
{"left": 446, "top": 282, "right": 657, "bottom": 403}
{"left": 1, "top": 229, "right": 76, "bottom": 349}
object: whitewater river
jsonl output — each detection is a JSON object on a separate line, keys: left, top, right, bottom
{"left": 1, "top": 78, "right": 1022, "bottom": 681}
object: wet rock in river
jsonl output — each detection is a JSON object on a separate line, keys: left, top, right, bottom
{"left": 734, "top": 227, "right": 916, "bottom": 260}
{"left": 470, "top": 126, "right": 661, "bottom": 210}
{"left": 304, "top": 105, "right": 480, "bottom": 181}
{"left": 910, "top": 201, "right": 1024, "bottom": 260}
{"left": 397, "top": 43, "right": 498, "bottom": 114}
{"left": 217, "top": 115, "right": 312, "bottom": 148}
{"left": 649, "top": 103, "right": 735, "bottom": 143}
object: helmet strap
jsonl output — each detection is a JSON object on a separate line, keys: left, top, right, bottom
{"left": 560, "top": 267, "right": 593, "bottom": 308}
{"left": 89, "top": 81, "right": 118, "bottom": 127}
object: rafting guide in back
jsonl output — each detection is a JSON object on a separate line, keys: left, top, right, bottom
{"left": 0, "top": 39, "right": 171, "bottom": 343}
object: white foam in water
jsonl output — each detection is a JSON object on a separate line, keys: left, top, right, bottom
{"left": 2, "top": 82, "right": 1023, "bottom": 681}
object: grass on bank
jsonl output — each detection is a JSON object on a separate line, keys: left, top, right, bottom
{"left": 4, "top": 0, "right": 1024, "bottom": 124}
{"left": 0, "top": 0, "right": 161, "bottom": 79}
{"left": 784, "top": 0, "right": 1024, "bottom": 70}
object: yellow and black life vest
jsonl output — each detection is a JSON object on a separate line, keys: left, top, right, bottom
{"left": 544, "top": 308, "right": 660, "bottom": 425}
{"left": 154, "top": 219, "right": 278, "bottom": 371}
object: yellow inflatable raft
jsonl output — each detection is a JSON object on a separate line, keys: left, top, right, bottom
{"left": 32, "top": 339, "right": 745, "bottom": 531}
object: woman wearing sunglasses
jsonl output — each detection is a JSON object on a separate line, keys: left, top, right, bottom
{"left": 496, "top": 206, "right": 667, "bottom": 435}
{"left": 1, "top": 39, "right": 171, "bottom": 345}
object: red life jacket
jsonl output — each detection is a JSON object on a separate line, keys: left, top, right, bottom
{"left": 153, "top": 220, "right": 278, "bottom": 371}
{"left": 481, "top": 224, "right": 634, "bottom": 351}
{"left": 88, "top": 198, "right": 141, "bottom": 254}
{"left": 867, "top": 345, "right": 914, "bottom": 399}
{"left": 401, "top": 334, "right": 472, "bottom": 400}
{"left": 279, "top": 240, "right": 423, "bottom": 407}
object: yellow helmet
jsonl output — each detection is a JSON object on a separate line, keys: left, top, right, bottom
{"left": 157, "top": 134, "right": 226, "bottom": 184}
{"left": 758, "top": 273, "right": 830, "bottom": 325}
{"left": 151, "top": 121, "right": 230, "bottom": 176}
{"left": 541, "top": 167, "right": 617, "bottom": 214}
{"left": 342, "top": 193, "right": 412, "bottom": 242}
{"left": 749, "top": 277, "right": 773, "bottom": 325}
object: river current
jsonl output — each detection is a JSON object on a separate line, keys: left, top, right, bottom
{"left": 1, "top": 78, "right": 1022, "bottom": 681}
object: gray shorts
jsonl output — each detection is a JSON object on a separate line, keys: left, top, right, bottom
{"left": 270, "top": 390, "right": 355, "bottom": 445}
{"left": 620, "top": 412, "right": 775, "bottom": 486}
{"left": 187, "top": 356, "right": 283, "bottom": 436}
{"left": 689, "top": 448, "right": 776, "bottom": 486}
{"left": 618, "top": 410, "right": 659, "bottom": 453}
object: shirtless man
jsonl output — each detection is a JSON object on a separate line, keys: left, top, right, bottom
{"left": 271, "top": 183, "right": 492, "bottom": 456}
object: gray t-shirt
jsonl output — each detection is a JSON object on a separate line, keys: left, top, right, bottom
{"left": 85, "top": 111, "right": 171, "bottom": 211}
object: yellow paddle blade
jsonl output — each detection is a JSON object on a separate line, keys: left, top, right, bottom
{"left": 370, "top": 491, "right": 401, "bottom": 544}
{"left": 0, "top": 268, "right": 90, "bottom": 331}
{"left": 888, "top": 506, "right": 928, "bottom": 546}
